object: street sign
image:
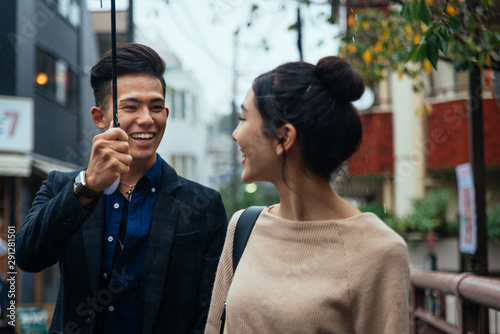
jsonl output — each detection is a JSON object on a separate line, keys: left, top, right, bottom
{"left": 456, "top": 162, "right": 477, "bottom": 254}
{"left": 0, "top": 96, "right": 34, "bottom": 153}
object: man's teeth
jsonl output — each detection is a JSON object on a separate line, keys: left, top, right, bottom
{"left": 132, "top": 133, "right": 153, "bottom": 139}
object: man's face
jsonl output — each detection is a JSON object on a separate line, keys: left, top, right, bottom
{"left": 102, "top": 73, "right": 168, "bottom": 167}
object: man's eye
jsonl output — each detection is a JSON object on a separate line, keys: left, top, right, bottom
{"left": 238, "top": 117, "right": 245, "bottom": 121}
{"left": 151, "top": 105, "right": 164, "bottom": 110}
{"left": 121, "top": 105, "right": 136, "bottom": 110}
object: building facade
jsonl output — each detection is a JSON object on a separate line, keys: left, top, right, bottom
{"left": 0, "top": 0, "right": 100, "bottom": 324}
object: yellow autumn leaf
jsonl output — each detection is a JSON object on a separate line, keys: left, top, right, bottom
{"left": 425, "top": 104, "right": 433, "bottom": 115}
{"left": 398, "top": 72, "right": 403, "bottom": 81}
{"left": 363, "top": 49, "right": 373, "bottom": 63}
{"left": 424, "top": 59, "right": 433, "bottom": 73}
{"left": 485, "top": 53, "right": 492, "bottom": 67}
{"left": 394, "top": 38, "right": 401, "bottom": 47}
{"left": 417, "top": 105, "right": 425, "bottom": 117}
{"left": 446, "top": 4, "right": 457, "bottom": 16}
{"left": 375, "top": 41, "right": 383, "bottom": 53}
{"left": 382, "top": 31, "right": 390, "bottom": 41}
{"left": 348, "top": 43, "right": 356, "bottom": 54}
{"left": 426, "top": 0, "right": 434, "bottom": 5}
{"left": 348, "top": 15, "right": 356, "bottom": 28}
{"left": 414, "top": 33, "right": 422, "bottom": 44}
{"left": 362, "top": 21, "right": 370, "bottom": 30}
{"left": 405, "top": 25, "right": 413, "bottom": 36}
{"left": 421, "top": 24, "right": 427, "bottom": 33}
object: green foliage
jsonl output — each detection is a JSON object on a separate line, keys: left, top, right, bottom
{"left": 400, "top": 188, "right": 458, "bottom": 236}
{"left": 219, "top": 181, "right": 280, "bottom": 219}
{"left": 487, "top": 204, "right": 500, "bottom": 243}
{"left": 338, "top": 0, "right": 500, "bottom": 89}
{"left": 359, "top": 202, "right": 404, "bottom": 234}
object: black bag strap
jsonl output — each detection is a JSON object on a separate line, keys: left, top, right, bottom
{"left": 220, "top": 206, "right": 265, "bottom": 334}
{"left": 232, "top": 206, "right": 265, "bottom": 273}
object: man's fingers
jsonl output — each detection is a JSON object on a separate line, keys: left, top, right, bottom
{"left": 102, "top": 127, "right": 128, "bottom": 142}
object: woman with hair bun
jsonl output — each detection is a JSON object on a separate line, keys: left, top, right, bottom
{"left": 205, "top": 56, "right": 410, "bottom": 334}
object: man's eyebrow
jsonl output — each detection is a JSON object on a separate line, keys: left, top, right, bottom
{"left": 119, "top": 97, "right": 165, "bottom": 103}
{"left": 151, "top": 98, "right": 165, "bottom": 103}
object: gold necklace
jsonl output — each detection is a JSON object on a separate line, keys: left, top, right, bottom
{"left": 120, "top": 181, "right": 135, "bottom": 201}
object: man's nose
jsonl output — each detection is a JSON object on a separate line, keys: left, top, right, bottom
{"left": 137, "top": 107, "right": 154, "bottom": 125}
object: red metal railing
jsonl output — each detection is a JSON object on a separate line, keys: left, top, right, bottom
{"left": 410, "top": 270, "right": 500, "bottom": 334}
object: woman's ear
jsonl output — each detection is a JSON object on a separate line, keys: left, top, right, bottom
{"left": 91, "top": 107, "right": 109, "bottom": 130}
{"left": 276, "top": 123, "right": 297, "bottom": 155}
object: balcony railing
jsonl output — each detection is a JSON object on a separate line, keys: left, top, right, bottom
{"left": 410, "top": 270, "right": 500, "bottom": 334}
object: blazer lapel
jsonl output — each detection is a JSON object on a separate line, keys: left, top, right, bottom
{"left": 141, "top": 161, "right": 183, "bottom": 334}
{"left": 82, "top": 199, "right": 105, "bottom": 295}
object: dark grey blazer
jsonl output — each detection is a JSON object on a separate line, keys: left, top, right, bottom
{"left": 16, "top": 160, "right": 228, "bottom": 334}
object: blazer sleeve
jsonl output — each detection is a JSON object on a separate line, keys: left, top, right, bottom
{"left": 190, "top": 192, "right": 228, "bottom": 334}
{"left": 15, "top": 171, "right": 99, "bottom": 272}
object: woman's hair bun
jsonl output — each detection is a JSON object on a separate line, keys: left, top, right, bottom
{"left": 314, "top": 56, "right": 365, "bottom": 103}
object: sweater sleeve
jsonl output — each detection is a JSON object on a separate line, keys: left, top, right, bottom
{"left": 350, "top": 233, "right": 410, "bottom": 334}
{"left": 205, "top": 210, "right": 244, "bottom": 334}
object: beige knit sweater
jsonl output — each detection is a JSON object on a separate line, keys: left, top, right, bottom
{"left": 205, "top": 206, "right": 410, "bottom": 334}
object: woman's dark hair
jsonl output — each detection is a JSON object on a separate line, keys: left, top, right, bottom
{"left": 90, "top": 43, "right": 166, "bottom": 109}
{"left": 253, "top": 56, "right": 364, "bottom": 181}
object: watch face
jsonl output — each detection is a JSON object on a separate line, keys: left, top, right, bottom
{"left": 73, "top": 171, "right": 101, "bottom": 200}
{"left": 74, "top": 173, "right": 83, "bottom": 192}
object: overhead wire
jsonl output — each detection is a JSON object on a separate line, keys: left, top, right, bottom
{"left": 164, "top": 0, "right": 232, "bottom": 75}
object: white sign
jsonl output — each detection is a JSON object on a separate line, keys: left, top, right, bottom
{"left": 456, "top": 162, "right": 477, "bottom": 254}
{"left": 0, "top": 95, "right": 34, "bottom": 153}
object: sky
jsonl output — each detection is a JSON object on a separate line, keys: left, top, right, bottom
{"left": 87, "top": 0, "right": 340, "bottom": 117}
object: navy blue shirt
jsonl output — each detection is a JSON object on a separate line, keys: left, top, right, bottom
{"left": 98, "top": 154, "right": 162, "bottom": 333}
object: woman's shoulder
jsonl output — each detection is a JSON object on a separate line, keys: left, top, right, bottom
{"left": 340, "top": 213, "right": 408, "bottom": 253}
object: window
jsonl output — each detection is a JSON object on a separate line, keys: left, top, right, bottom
{"left": 43, "top": 0, "right": 80, "bottom": 27}
{"left": 171, "top": 155, "right": 197, "bottom": 180}
{"left": 35, "top": 48, "right": 79, "bottom": 107}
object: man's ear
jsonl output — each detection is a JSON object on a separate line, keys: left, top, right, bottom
{"left": 91, "top": 107, "right": 109, "bottom": 130}
{"left": 276, "top": 123, "right": 297, "bottom": 154}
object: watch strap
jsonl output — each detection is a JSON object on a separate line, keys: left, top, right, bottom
{"left": 73, "top": 171, "right": 102, "bottom": 200}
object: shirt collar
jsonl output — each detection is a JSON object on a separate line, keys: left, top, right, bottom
{"left": 139, "top": 153, "right": 162, "bottom": 191}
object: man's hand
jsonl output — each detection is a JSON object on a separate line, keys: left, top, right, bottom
{"left": 85, "top": 123, "right": 132, "bottom": 193}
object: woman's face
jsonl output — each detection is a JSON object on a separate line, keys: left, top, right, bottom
{"left": 232, "top": 88, "right": 281, "bottom": 184}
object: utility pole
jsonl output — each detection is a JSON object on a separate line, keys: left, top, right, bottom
{"left": 127, "top": 0, "right": 134, "bottom": 43}
{"left": 297, "top": 5, "right": 303, "bottom": 61}
{"left": 230, "top": 28, "right": 240, "bottom": 214}
{"left": 466, "top": 0, "right": 488, "bottom": 277}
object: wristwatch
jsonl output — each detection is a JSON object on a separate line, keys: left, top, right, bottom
{"left": 73, "top": 171, "right": 102, "bottom": 200}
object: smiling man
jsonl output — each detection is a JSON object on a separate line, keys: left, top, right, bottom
{"left": 16, "top": 43, "right": 228, "bottom": 334}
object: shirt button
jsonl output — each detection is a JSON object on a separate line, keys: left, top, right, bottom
{"left": 102, "top": 273, "right": 108, "bottom": 279}
{"left": 107, "top": 236, "right": 114, "bottom": 242}
{"left": 151, "top": 187, "right": 156, "bottom": 193}
{"left": 114, "top": 203, "right": 119, "bottom": 209}
{"left": 109, "top": 306, "right": 115, "bottom": 312}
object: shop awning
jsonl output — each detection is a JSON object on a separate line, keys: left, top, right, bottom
{"left": 0, "top": 153, "right": 31, "bottom": 177}
{"left": 31, "top": 153, "right": 81, "bottom": 178}
{"left": 0, "top": 153, "right": 81, "bottom": 178}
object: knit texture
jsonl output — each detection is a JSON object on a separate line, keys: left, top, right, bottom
{"left": 205, "top": 206, "right": 410, "bottom": 334}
